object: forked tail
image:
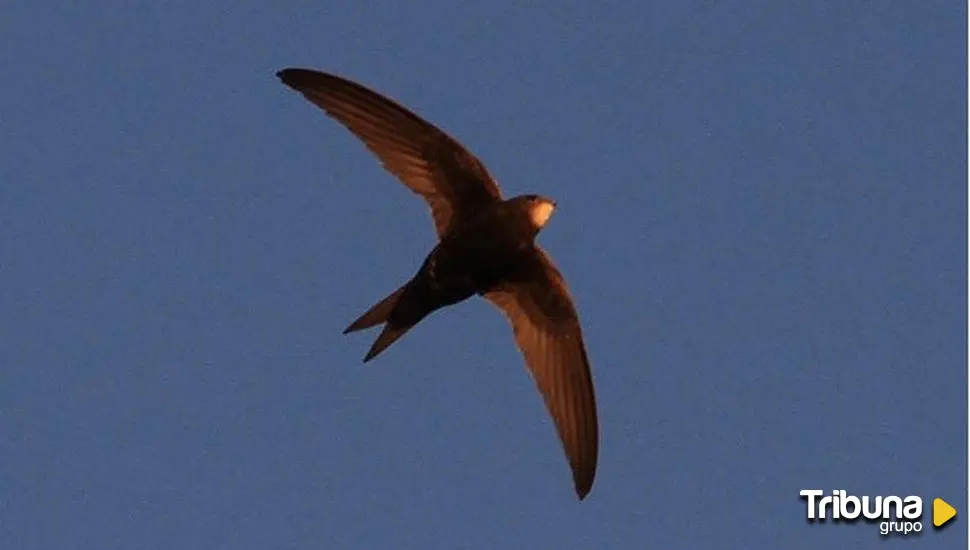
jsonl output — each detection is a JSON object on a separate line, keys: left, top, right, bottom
{"left": 344, "top": 281, "right": 429, "bottom": 362}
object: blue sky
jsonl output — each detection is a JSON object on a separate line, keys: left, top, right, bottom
{"left": 1, "top": 2, "right": 965, "bottom": 548}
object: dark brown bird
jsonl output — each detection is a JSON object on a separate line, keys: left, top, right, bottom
{"left": 277, "top": 68, "right": 599, "bottom": 499}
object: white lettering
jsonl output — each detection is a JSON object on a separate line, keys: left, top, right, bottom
{"left": 862, "top": 496, "right": 883, "bottom": 519}
{"left": 903, "top": 496, "right": 922, "bottom": 519}
{"left": 883, "top": 496, "right": 903, "bottom": 519}
{"left": 819, "top": 495, "right": 833, "bottom": 519}
{"left": 801, "top": 489, "right": 924, "bottom": 536}
{"left": 840, "top": 491, "right": 861, "bottom": 519}
{"left": 800, "top": 490, "right": 823, "bottom": 519}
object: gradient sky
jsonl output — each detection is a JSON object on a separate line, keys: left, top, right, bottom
{"left": 2, "top": 2, "right": 966, "bottom": 549}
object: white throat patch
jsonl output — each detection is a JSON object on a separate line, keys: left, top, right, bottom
{"left": 529, "top": 201, "right": 556, "bottom": 228}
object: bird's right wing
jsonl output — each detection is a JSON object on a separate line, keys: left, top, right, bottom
{"left": 483, "top": 247, "right": 599, "bottom": 499}
{"left": 277, "top": 68, "right": 503, "bottom": 237}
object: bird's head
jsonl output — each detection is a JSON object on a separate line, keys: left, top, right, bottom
{"left": 520, "top": 194, "right": 557, "bottom": 231}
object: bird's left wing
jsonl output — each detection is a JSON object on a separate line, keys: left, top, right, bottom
{"left": 277, "top": 68, "right": 503, "bottom": 237}
{"left": 483, "top": 247, "right": 599, "bottom": 499}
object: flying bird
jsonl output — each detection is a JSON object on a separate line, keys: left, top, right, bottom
{"left": 277, "top": 68, "right": 599, "bottom": 499}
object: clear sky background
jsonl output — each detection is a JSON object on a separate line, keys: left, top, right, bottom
{"left": 1, "top": 2, "right": 965, "bottom": 549}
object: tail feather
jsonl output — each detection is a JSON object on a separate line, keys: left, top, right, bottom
{"left": 343, "top": 283, "right": 408, "bottom": 334}
{"left": 345, "top": 279, "right": 433, "bottom": 362}
{"left": 362, "top": 322, "right": 418, "bottom": 363}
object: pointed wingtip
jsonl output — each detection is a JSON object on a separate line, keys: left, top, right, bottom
{"left": 574, "top": 473, "right": 594, "bottom": 501}
{"left": 276, "top": 68, "right": 302, "bottom": 88}
{"left": 276, "top": 68, "right": 326, "bottom": 90}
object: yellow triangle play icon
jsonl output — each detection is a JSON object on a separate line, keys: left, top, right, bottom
{"left": 933, "top": 498, "right": 956, "bottom": 527}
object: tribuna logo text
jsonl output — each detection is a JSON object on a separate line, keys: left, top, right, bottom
{"left": 800, "top": 489, "right": 923, "bottom": 536}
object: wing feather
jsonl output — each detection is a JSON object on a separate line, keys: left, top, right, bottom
{"left": 484, "top": 247, "right": 599, "bottom": 499}
{"left": 278, "top": 68, "right": 503, "bottom": 237}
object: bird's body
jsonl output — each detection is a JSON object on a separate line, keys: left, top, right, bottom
{"left": 277, "top": 68, "right": 600, "bottom": 499}
{"left": 349, "top": 195, "right": 557, "bottom": 361}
